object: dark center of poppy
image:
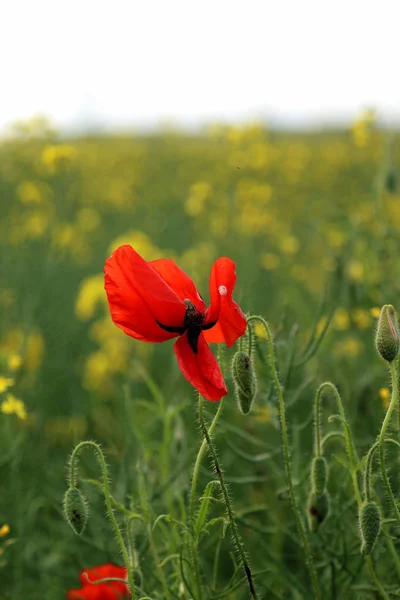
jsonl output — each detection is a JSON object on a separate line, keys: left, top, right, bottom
{"left": 156, "top": 298, "right": 217, "bottom": 355}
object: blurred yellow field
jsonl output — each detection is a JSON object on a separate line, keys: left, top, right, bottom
{"left": 1, "top": 114, "right": 400, "bottom": 599}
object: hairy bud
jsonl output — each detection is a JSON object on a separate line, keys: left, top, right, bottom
{"left": 375, "top": 304, "right": 399, "bottom": 363}
{"left": 359, "top": 501, "right": 381, "bottom": 556}
{"left": 307, "top": 491, "right": 330, "bottom": 533}
{"left": 311, "top": 457, "right": 328, "bottom": 496}
{"left": 63, "top": 487, "right": 89, "bottom": 535}
{"left": 231, "top": 351, "right": 257, "bottom": 414}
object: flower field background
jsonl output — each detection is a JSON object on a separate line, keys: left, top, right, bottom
{"left": 1, "top": 115, "right": 400, "bottom": 599}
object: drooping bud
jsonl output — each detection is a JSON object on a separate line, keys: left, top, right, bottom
{"left": 359, "top": 501, "right": 381, "bottom": 555}
{"left": 375, "top": 304, "right": 399, "bottom": 363}
{"left": 231, "top": 350, "right": 257, "bottom": 414}
{"left": 311, "top": 457, "right": 328, "bottom": 496}
{"left": 63, "top": 487, "right": 89, "bottom": 535}
{"left": 307, "top": 491, "right": 330, "bottom": 533}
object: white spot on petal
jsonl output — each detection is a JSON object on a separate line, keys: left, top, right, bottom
{"left": 218, "top": 285, "right": 228, "bottom": 296}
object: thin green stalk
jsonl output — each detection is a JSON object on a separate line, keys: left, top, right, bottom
{"left": 364, "top": 438, "right": 400, "bottom": 504}
{"left": 247, "top": 316, "right": 321, "bottom": 600}
{"left": 198, "top": 394, "right": 259, "bottom": 600}
{"left": 314, "top": 383, "right": 389, "bottom": 598}
{"left": 379, "top": 363, "right": 400, "bottom": 527}
{"left": 126, "top": 516, "right": 137, "bottom": 576}
{"left": 137, "top": 467, "right": 171, "bottom": 600}
{"left": 188, "top": 345, "right": 226, "bottom": 599}
{"left": 365, "top": 558, "right": 390, "bottom": 600}
{"left": 190, "top": 417, "right": 223, "bottom": 600}
{"left": 189, "top": 346, "right": 226, "bottom": 523}
{"left": 398, "top": 352, "right": 400, "bottom": 435}
{"left": 69, "top": 441, "right": 136, "bottom": 599}
{"left": 315, "top": 383, "right": 359, "bottom": 467}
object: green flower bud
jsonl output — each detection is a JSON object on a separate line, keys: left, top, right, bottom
{"left": 307, "top": 491, "right": 330, "bottom": 533}
{"left": 231, "top": 351, "right": 257, "bottom": 415}
{"left": 311, "top": 457, "right": 328, "bottom": 496}
{"left": 63, "top": 487, "right": 89, "bottom": 535}
{"left": 359, "top": 501, "right": 381, "bottom": 556}
{"left": 375, "top": 304, "right": 399, "bottom": 363}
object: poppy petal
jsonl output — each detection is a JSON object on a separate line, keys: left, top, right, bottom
{"left": 67, "top": 587, "right": 117, "bottom": 600}
{"left": 149, "top": 258, "right": 206, "bottom": 312}
{"left": 174, "top": 333, "right": 228, "bottom": 401}
{"left": 104, "top": 245, "right": 186, "bottom": 342}
{"left": 203, "top": 258, "right": 247, "bottom": 347}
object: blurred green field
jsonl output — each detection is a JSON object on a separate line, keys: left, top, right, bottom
{"left": 1, "top": 114, "right": 400, "bottom": 599}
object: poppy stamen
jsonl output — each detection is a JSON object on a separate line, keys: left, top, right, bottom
{"left": 157, "top": 300, "right": 218, "bottom": 353}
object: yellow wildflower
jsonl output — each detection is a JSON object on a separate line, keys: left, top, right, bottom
{"left": 16, "top": 181, "right": 42, "bottom": 205}
{"left": 185, "top": 181, "right": 212, "bottom": 217}
{"left": 108, "top": 230, "right": 163, "bottom": 260}
{"left": 260, "top": 253, "right": 280, "bottom": 270}
{"left": 52, "top": 223, "right": 76, "bottom": 249}
{"left": 26, "top": 332, "right": 45, "bottom": 372}
{"left": 41, "top": 144, "right": 76, "bottom": 172}
{"left": 379, "top": 387, "right": 390, "bottom": 401}
{"left": 370, "top": 307, "right": 381, "bottom": 319}
{"left": 334, "top": 337, "right": 363, "bottom": 358}
{"left": 83, "top": 351, "right": 111, "bottom": 392}
{"left": 291, "top": 265, "right": 308, "bottom": 282}
{"left": 1, "top": 394, "right": 27, "bottom": 420}
{"left": 75, "top": 274, "right": 105, "bottom": 321}
{"left": 8, "top": 354, "right": 22, "bottom": 371}
{"left": 0, "top": 524, "right": 10, "bottom": 537}
{"left": 24, "top": 212, "right": 49, "bottom": 239}
{"left": 0, "top": 377, "right": 14, "bottom": 394}
{"left": 347, "top": 260, "right": 364, "bottom": 283}
{"left": 254, "top": 322, "right": 267, "bottom": 339}
{"left": 279, "top": 235, "right": 300, "bottom": 255}
{"left": 334, "top": 308, "right": 350, "bottom": 330}
{"left": 327, "top": 229, "right": 346, "bottom": 249}
{"left": 76, "top": 208, "right": 101, "bottom": 232}
{"left": 351, "top": 109, "right": 376, "bottom": 148}
{"left": 352, "top": 308, "right": 372, "bottom": 330}
{"left": 379, "top": 387, "right": 391, "bottom": 409}
{"left": 253, "top": 406, "right": 271, "bottom": 423}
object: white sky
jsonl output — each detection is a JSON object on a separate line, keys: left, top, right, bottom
{"left": 1, "top": 0, "right": 399, "bottom": 132}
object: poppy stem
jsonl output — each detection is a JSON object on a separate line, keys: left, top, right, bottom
{"left": 189, "top": 398, "right": 225, "bottom": 600}
{"left": 378, "top": 362, "right": 400, "bottom": 528}
{"left": 247, "top": 316, "right": 321, "bottom": 600}
{"left": 198, "top": 394, "right": 259, "bottom": 600}
{"left": 314, "top": 381, "right": 390, "bottom": 598}
{"left": 68, "top": 441, "right": 136, "bottom": 599}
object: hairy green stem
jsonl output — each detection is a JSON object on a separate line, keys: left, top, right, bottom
{"left": 378, "top": 363, "right": 400, "bottom": 527}
{"left": 198, "top": 394, "right": 259, "bottom": 599}
{"left": 314, "top": 383, "right": 389, "bottom": 598}
{"left": 69, "top": 441, "right": 136, "bottom": 599}
{"left": 188, "top": 345, "right": 226, "bottom": 599}
{"left": 315, "top": 382, "right": 361, "bottom": 504}
{"left": 248, "top": 315, "right": 321, "bottom": 600}
{"left": 364, "top": 438, "right": 400, "bottom": 503}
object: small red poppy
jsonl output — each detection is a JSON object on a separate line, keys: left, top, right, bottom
{"left": 104, "top": 245, "right": 247, "bottom": 400}
{"left": 66, "top": 563, "right": 129, "bottom": 599}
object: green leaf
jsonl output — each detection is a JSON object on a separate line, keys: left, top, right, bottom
{"left": 332, "top": 453, "right": 352, "bottom": 471}
{"left": 195, "top": 480, "right": 221, "bottom": 539}
{"left": 152, "top": 514, "right": 187, "bottom": 532}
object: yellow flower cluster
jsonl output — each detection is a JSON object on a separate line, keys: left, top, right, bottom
{"left": 1, "top": 394, "right": 27, "bottom": 420}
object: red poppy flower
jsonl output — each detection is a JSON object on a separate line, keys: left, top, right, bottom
{"left": 104, "top": 245, "right": 247, "bottom": 401}
{"left": 66, "top": 563, "right": 129, "bottom": 599}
